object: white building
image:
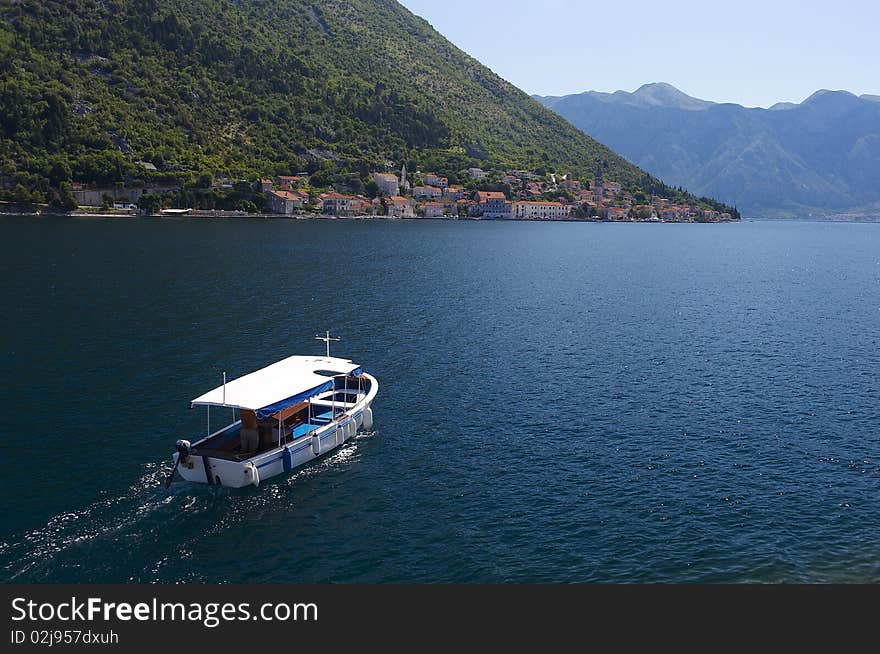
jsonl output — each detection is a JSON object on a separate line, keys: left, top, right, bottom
{"left": 424, "top": 174, "right": 448, "bottom": 189}
{"left": 443, "top": 185, "right": 466, "bottom": 200}
{"left": 421, "top": 201, "right": 446, "bottom": 218}
{"left": 511, "top": 170, "right": 538, "bottom": 180}
{"left": 482, "top": 196, "right": 512, "bottom": 219}
{"left": 412, "top": 185, "right": 443, "bottom": 200}
{"left": 323, "top": 193, "right": 368, "bottom": 217}
{"left": 387, "top": 195, "right": 415, "bottom": 218}
{"left": 512, "top": 201, "right": 571, "bottom": 220}
{"left": 373, "top": 172, "right": 399, "bottom": 197}
{"left": 468, "top": 168, "right": 487, "bottom": 180}
{"left": 604, "top": 181, "right": 622, "bottom": 194}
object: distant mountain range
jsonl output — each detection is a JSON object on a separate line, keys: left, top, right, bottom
{"left": 537, "top": 83, "right": 880, "bottom": 217}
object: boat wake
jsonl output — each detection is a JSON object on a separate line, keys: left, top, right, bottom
{"left": 0, "top": 461, "right": 179, "bottom": 582}
{"left": 0, "top": 437, "right": 369, "bottom": 583}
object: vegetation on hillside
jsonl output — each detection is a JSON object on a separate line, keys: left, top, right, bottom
{"left": 0, "top": 0, "right": 736, "bottom": 215}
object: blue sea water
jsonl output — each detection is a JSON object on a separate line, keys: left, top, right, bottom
{"left": 0, "top": 216, "right": 877, "bottom": 583}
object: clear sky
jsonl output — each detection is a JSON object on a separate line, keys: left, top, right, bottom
{"left": 397, "top": 0, "right": 879, "bottom": 108}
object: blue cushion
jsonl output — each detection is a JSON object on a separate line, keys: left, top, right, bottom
{"left": 292, "top": 423, "right": 318, "bottom": 439}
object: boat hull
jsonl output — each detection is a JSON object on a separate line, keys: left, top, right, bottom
{"left": 172, "top": 373, "right": 377, "bottom": 488}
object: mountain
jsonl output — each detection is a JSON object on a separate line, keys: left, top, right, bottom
{"left": 542, "top": 83, "right": 714, "bottom": 112}
{"left": 536, "top": 83, "right": 880, "bottom": 216}
{"left": 0, "top": 1, "right": 731, "bottom": 214}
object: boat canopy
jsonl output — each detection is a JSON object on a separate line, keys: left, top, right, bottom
{"left": 191, "top": 356, "right": 362, "bottom": 420}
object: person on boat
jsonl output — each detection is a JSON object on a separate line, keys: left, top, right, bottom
{"left": 240, "top": 410, "right": 259, "bottom": 456}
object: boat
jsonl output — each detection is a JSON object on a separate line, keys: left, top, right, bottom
{"left": 166, "top": 333, "right": 378, "bottom": 488}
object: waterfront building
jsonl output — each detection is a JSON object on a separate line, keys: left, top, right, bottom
{"left": 323, "top": 193, "right": 368, "bottom": 216}
{"left": 512, "top": 201, "right": 572, "bottom": 220}
{"left": 268, "top": 190, "right": 308, "bottom": 215}
{"left": 421, "top": 201, "right": 445, "bottom": 218}
{"left": 483, "top": 198, "right": 512, "bottom": 219}
{"left": 387, "top": 195, "right": 415, "bottom": 218}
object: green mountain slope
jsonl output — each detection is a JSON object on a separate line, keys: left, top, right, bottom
{"left": 0, "top": 0, "right": 732, "bottom": 214}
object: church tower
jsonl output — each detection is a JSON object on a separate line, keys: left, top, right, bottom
{"left": 400, "top": 163, "right": 410, "bottom": 192}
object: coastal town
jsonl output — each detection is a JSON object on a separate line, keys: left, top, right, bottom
{"left": 66, "top": 163, "right": 736, "bottom": 222}
{"left": 260, "top": 164, "right": 734, "bottom": 222}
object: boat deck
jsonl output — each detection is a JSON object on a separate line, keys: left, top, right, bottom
{"left": 190, "top": 395, "right": 364, "bottom": 462}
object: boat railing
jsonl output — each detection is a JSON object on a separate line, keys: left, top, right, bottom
{"left": 191, "top": 446, "right": 247, "bottom": 462}
{"left": 193, "top": 419, "right": 242, "bottom": 446}
{"left": 270, "top": 373, "right": 375, "bottom": 448}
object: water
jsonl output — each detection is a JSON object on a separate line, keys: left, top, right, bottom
{"left": 0, "top": 216, "right": 878, "bottom": 583}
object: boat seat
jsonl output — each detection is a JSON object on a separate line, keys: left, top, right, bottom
{"left": 270, "top": 401, "right": 310, "bottom": 423}
{"left": 291, "top": 423, "right": 322, "bottom": 439}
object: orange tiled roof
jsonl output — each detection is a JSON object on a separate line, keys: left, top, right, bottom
{"left": 269, "top": 190, "right": 306, "bottom": 201}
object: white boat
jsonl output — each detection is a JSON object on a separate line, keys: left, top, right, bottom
{"left": 166, "top": 334, "right": 378, "bottom": 488}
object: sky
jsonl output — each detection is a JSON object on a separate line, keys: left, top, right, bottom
{"left": 397, "top": 0, "right": 879, "bottom": 108}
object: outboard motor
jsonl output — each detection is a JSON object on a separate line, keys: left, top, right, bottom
{"left": 165, "top": 440, "right": 193, "bottom": 489}
{"left": 175, "top": 439, "right": 192, "bottom": 459}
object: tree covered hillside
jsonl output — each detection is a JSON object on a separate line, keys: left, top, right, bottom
{"left": 0, "top": 0, "right": 732, "bottom": 213}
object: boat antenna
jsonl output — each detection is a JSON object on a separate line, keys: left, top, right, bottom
{"left": 316, "top": 330, "right": 341, "bottom": 357}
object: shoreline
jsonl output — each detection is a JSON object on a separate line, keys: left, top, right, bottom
{"left": 3, "top": 209, "right": 740, "bottom": 224}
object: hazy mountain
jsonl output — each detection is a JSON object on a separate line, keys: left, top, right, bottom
{"left": 542, "top": 82, "right": 714, "bottom": 112}
{"left": 768, "top": 102, "right": 798, "bottom": 111}
{"left": 536, "top": 83, "right": 880, "bottom": 216}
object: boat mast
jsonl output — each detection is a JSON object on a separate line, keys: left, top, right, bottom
{"left": 223, "top": 370, "right": 236, "bottom": 424}
{"left": 316, "top": 331, "right": 342, "bottom": 424}
{"left": 315, "top": 330, "right": 340, "bottom": 357}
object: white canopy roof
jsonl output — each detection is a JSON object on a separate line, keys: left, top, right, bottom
{"left": 191, "top": 355, "right": 360, "bottom": 412}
